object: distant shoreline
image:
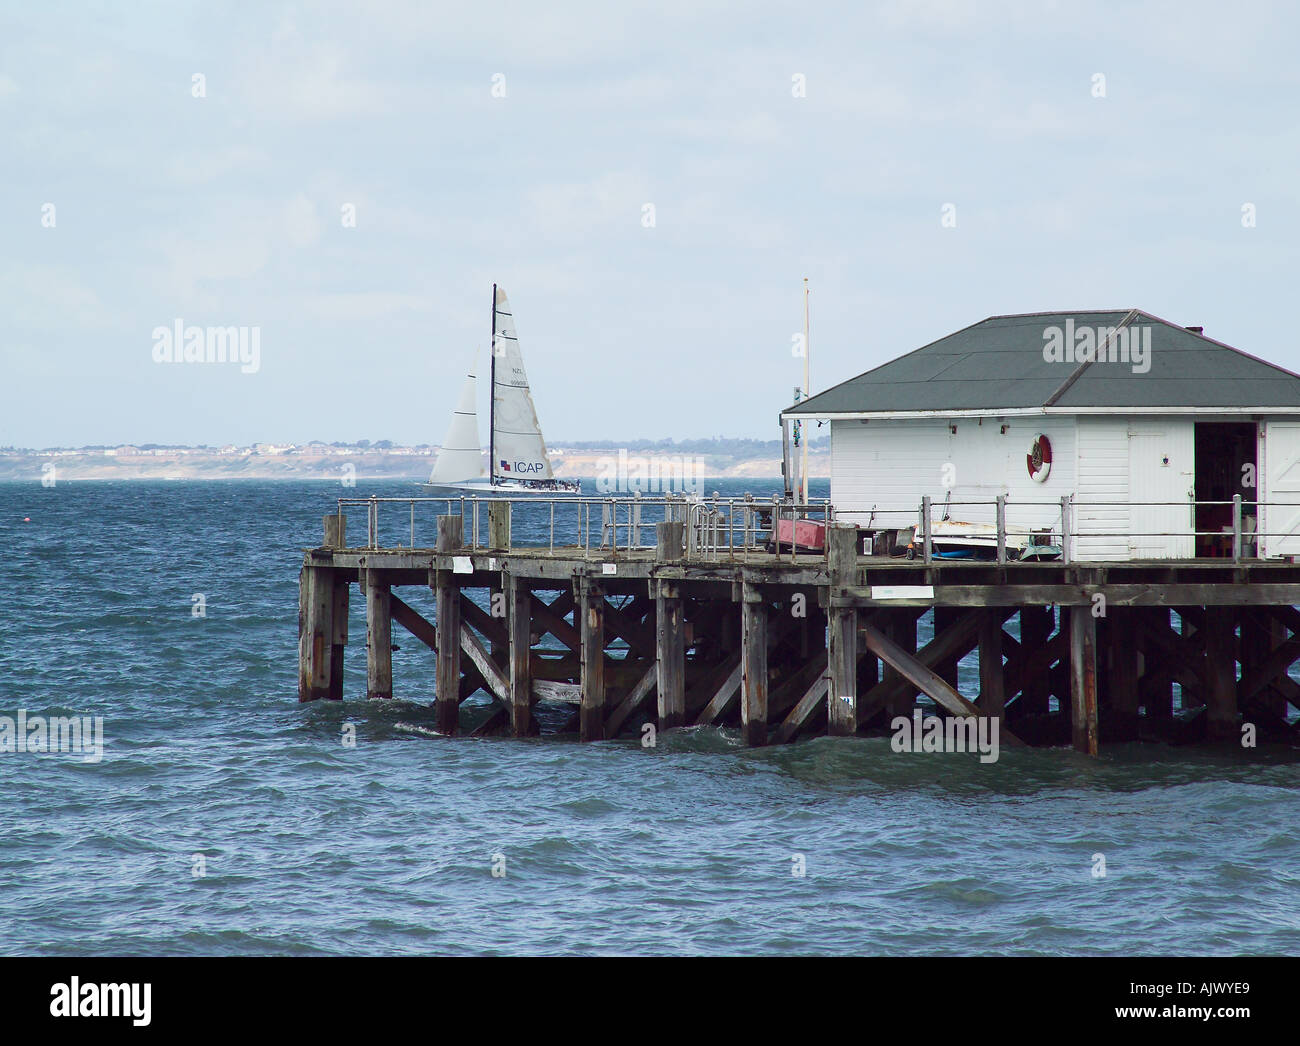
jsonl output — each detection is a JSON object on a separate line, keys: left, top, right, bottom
{"left": 0, "top": 442, "right": 830, "bottom": 482}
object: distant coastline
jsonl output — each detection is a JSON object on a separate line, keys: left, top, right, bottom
{"left": 0, "top": 439, "right": 830, "bottom": 482}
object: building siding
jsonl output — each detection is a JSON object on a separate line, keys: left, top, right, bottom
{"left": 830, "top": 414, "right": 1213, "bottom": 560}
{"left": 1074, "top": 417, "right": 1130, "bottom": 560}
{"left": 830, "top": 417, "right": 1076, "bottom": 541}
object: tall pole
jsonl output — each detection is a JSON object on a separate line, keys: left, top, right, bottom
{"left": 801, "top": 277, "right": 810, "bottom": 508}
{"left": 489, "top": 282, "right": 497, "bottom": 488}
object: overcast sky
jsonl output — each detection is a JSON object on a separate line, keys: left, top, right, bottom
{"left": 2, "top": 1, "right": 1297, "bottom": 448}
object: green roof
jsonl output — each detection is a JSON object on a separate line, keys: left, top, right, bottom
{"left": 784, "top": 309, "right": 1300, "bottom": 415}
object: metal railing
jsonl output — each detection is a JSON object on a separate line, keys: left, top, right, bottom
{"left": 332, "top": 491, "right": 1300, "bottom": 565}
{"left": 912, "top": 493, "right": 1282, "bottom": 565}
{"left": 335, "top": 492, "right": 835, "bottom": 563}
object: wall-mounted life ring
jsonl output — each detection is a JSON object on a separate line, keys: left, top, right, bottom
{"left": 1027, "top": 434, "right": 1052, "bottom": 483}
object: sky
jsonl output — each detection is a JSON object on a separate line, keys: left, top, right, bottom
{"left": 1, "top": 0, "right": 1298, "bottom": 448}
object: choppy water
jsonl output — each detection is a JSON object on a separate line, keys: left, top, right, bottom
{"left": 1, "top": 480, "right": 1297, "bottom": 956}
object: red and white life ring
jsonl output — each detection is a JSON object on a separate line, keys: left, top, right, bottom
{"left": 1027, "top": 434, "right": 1052, "bottom": 483}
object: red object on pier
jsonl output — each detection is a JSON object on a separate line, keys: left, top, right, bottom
{"left": 773, "top": 517, "right": 827, "bottom": 552}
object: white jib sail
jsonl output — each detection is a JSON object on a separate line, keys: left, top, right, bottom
{"left": 491, "top": 287, "right": 554, "bottom": 480}
{"left": 429, "top": 351, "right": 484, "bottom": 484}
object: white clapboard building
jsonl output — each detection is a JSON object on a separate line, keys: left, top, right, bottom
{"left": 781, "top": 309, "right": 1300, "bottom": 560}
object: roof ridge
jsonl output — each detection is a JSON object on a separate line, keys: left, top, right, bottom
{"left": 985, "top": 308, "right": 1133, "bottom": 321}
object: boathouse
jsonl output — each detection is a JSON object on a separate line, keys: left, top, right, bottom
{"left": 781, "top": 309, "right": 1300, "bottom": 560}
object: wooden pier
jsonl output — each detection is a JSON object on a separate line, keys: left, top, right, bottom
{"left": 297, "top": 497, "right": 1300, "bottom": 752}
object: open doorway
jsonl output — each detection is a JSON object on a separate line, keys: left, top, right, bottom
{"left": 1194, "top": 422, "right": 1257, "bottom": 557}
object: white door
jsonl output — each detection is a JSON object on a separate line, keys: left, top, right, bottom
{"left": 1262, "top": 422, "right": 1300, "bottom": 557}
{"left": 1128, "top": 428, "right": 1194, "bottom": 559}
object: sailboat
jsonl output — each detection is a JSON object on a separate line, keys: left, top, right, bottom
{"left": 421, "top": 285, "right": 581, "bottom": 497}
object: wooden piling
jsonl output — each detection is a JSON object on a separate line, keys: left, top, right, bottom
{"left": 364, "top": 569, "right": 392, "bottom": 700}
{"left": 506, "top": 572, "right": 532, "bottom": 736}
{"left": 579, "top": 577, "right": 606, "bottom": 741}
{"left": 1018, "top": 605, "right": 1053, "bottom": 716}
{"left": 1203, "top": 605, "right": 1238, "bottom": 741}
{"left": 329, "top": 574, "right": 348, "bottom": 701}
{"left": 826, "top": 524, "right": 858, "bottom": 736}
{"left": 297, "top": 564, "right": 333, "bottom": 702}
{"left": 655, "top": 521, "right": 686, "bottom": 729}
{"left": 933, "top": 605, "right": 962, "bottom": 691}
{"left": 1068, "top": 607, "right": 1099, "bottom": 755}
{"left": 323, "top": 512, "right": 346, "bottom": 551}
{"left": 741, "top": 585, "right": 768, "bottom": 746}
{"left": 978, "top": 609, "right": 1005, "bottom": 720}
{"left": 1144, "top": 607, "right": 1175, "bottom": 718}
{"left": 1106, "top": 608, "right": 1139, "bottom": 740}
{"left": 435, "top": 515, "right": 463, "bottom": 734}
{"left": 488, "top": 500, "right": 511, "bottom": 551}
{"left": 297, "top": 496, "right": 1300, "bottom": 752}
{"left": 320, "top": 512, "right": 348, "bottom": 701}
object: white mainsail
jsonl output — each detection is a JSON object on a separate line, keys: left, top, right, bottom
{"left": 429, "top": 351, "right": 484, "bottom": 484}
{"left": 491, "top": 287, "right": 554, "bottom": 481}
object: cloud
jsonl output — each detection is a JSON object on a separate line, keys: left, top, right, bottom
{"left": 235, "top": 17, "right": 396, "bottom": 122}
{"left": 297, "top": 291, "right": 433, "bottom": 321}
{"left": 166, "top": 145, "right": 268, "bottom": 185}
{"left": 284, "top": 194, "right": 323, "bottom": 248}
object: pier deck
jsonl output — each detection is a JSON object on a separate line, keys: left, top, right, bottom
{"left": 297, "top": 497, "right": 1300, "bottom": 753}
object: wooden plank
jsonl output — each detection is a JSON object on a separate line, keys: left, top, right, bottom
{"left": 1236, "top": 635, "right": 1300, "bottom": 706}
{"left": 881, "top": 610, "right": 921, "bottom": 719}
{"left": 606, "top": 661, "right": 658, "bottom": 737}
{"left": 768, "top": 649, "right": 829, "bottom": 720}
{"left": 390, "top": 592, "right": 437, "bottom": 650}
{"left": 1261, "top": 603, "right": 1300, "bottom": 637}
{"left": 694, "top": 658, "right": 744, "bottom": 726}
{"left": 860, "top": 621, "right": 1023, "bottom": 746}
{"left": 461, "top": 594, "right": 510, "bottom": 650}
{"left": 1135, "top": 611, "right": 1207, "bottom": 692}
{"left": 602, "top": 598, "right": 657, "bottom": 660}
{"left": 857, "top": 608, "right": 988, "bottom": 720}
{"left": 531, "top": 679, "right": 581, "bottom": 704}
{"left": 460, "top": 622, "right": 508, "bottom": 703}
{"left": 741, "top": 596, "right": 769, "bottom": 746}
{"left": 861, "top": 620, "right": 979, "bottom": 718}
{"left": 530, "top": 593, "right": 581, "bottom": 651}
{"left": 1068, "top": 608, "right": 1098, "bottom": 755}
{"left": 1239, "top": 607, "right": 1288, "bottom": 720}
{"left": 774, "top": 674, "right": 828, "bottom": 744}
{"left": 838, "top": 584, "right": 1300, "bottom": 607}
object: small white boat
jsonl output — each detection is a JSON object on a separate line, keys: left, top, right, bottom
{"left": 904, "top": 519, "right": 1043, "bottom": 559}
{"left": 422, "top": 285, "right": 580, "bottom": 498}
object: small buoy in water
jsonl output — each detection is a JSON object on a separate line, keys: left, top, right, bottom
{"left": 22, "top": 517, "right": 31, "bottom": 522}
